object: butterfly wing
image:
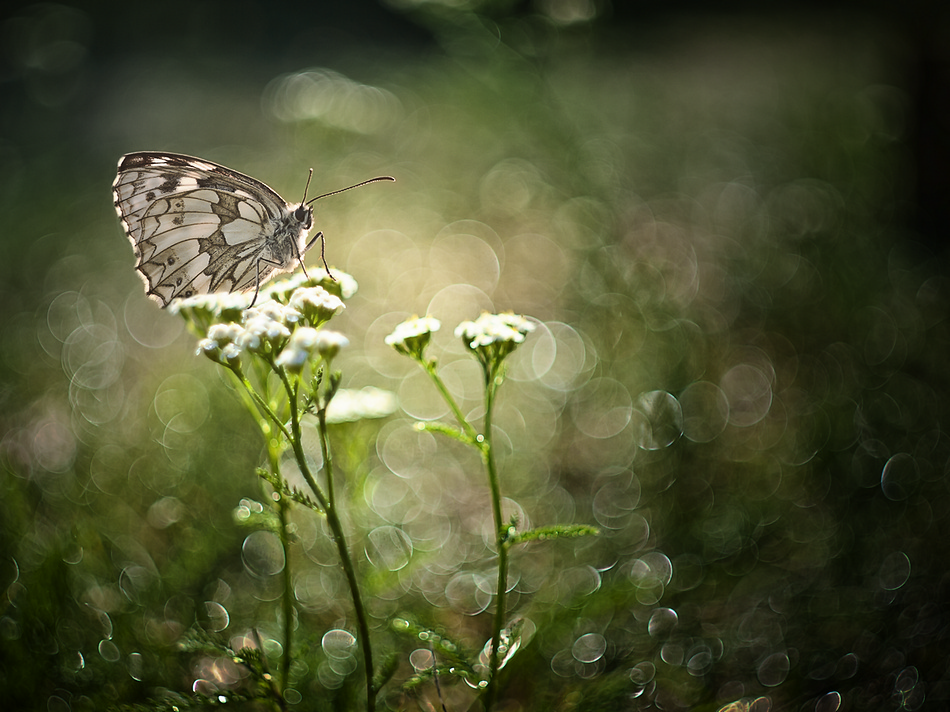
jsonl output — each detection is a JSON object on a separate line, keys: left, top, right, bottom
{"left": 113, "top": 152, "right": 301, "bottom": 307}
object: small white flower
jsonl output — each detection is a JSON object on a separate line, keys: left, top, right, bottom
{"left": 290, "top": 326, "right": 321, "bottom": 350}
{"left": 274, "top": 328, "right": 349, "bottom": 372}
{"left": 243, "top": 299, "right": 302, "bottom": 326}
{"left": 196, "top": 322, "right": 246, "bottom": 365}
{"left": 289, "top": 287, "right": 345, "bottom": 326}
{"left": 238, "top": 313, "right": 292, "bottom": 353}
{"left": 263, "top": 271, "right": 319, "bottom": 300}
{"left": 385, "top": 316, "right": 441, "bottom": 358}
{"left": 275, "top": 327, "right": 320, "bottom": 372}
{"left": 331, "top": 271, "right": 359, "bottom": 300}
{"left": 496, "top": 312, "right": 536, "bottom": 335}
{"left": 314, "top": 330, "right": 350, "bottom": 360}
{"left": 455, "top": 313, "right": 535, "bottom": 348}
{"left": 455, "top": 312, "right": 536, "bottom": 370}
{"left": 387, "top": 316, "right": 441, "bottom": 343}
{"left": 264, "top": 270, "right": 359, "bottom": 302}
{"left": 170, "top": 291, "right": 253, "bottom": 316}
{"left": 196, "top": 337, "right": 218, "bottom": 358}
{"left": 207, "top": 322, "right": 245, "bottom": 343}
{"left": 275, "top": 350, "right": 308, "bottom": 370}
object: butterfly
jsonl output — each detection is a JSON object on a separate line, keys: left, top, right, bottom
{"left": 113, "top": 151, "right": 393, "bottom": 307}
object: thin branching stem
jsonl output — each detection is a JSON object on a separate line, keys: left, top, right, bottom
{"left": 416, "top": 355, "right": 511, "bottom": 711}
{"left": 232, "top": 368, "right": 293, "bottom": 442}
{"left": 273, "top": 364, "right": 329, "bottom": 512}
{"left": 421, "top": 359, "right": 481, "bottom": 445}
{"left": 232, "top": 363, "right": 297, "bottom": 702}
{"left": 482, "top": 368, "right": 508, "bottom": 712}
{"left": 272, "top": 360, "right": 376, "bottom": 712}
{"left": 251, "top": 628, "right": 288, "bottom": 712}
{"left": 316, "top": 404, "right": 377, "bottom": 712}
{"left": 276, "top": 486, "right": 294, "bottom": 693}
{"left": 320, "top": 401, "right": 337, "bottom": 507}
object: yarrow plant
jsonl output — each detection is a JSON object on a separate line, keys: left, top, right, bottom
{"left": 163, "top": 283, "right": 596, "bottom": 712}
{"left": 386, "top": 312, "right": 598, "bottom": 710}
{"left": 170, "top": 272, "right": 392, "bottom": 712}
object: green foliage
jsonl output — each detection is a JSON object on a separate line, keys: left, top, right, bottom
{"left": 508, "top": 525, "right": 600, "bottom": 547}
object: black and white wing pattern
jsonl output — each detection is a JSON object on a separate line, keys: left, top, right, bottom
{"left": 113, "top": 152, "right": 314, "bottom": 307}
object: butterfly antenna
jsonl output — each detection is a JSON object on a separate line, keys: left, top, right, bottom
{"left": 300, "top": 168, "right": 314, "bottom": 204}
{"left": 305, "top": 176, "right": 395, "bottom": 205}
{"left": 299, "top": 173, "right": 392, "bottom": 284}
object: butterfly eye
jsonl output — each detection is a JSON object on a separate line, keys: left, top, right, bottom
{"left": 294, "top": 205, "right": 312, "bottom": 229}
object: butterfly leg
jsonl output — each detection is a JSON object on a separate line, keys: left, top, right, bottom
{"left": 304, "top": 231, "right": 337, "bottom": 282}
{"left": 248, "top": 255, "right": 285, "bottom": 308}
{"left": 249, "top": 258, "right": 264, "bottom": 308}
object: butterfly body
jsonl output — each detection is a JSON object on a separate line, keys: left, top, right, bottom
{"left": 114, "top": 152, "right": 323, "bottom": 307}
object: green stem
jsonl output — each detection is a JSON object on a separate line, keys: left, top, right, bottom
{"left": 274, "top": 366, "right": 329, "bottom": 513}
{"left": 316, "top": 403, "right": 376, "bottom": 712}
{"left": 422, "top": 359, "right": 481, "bottom": 444}
{"left": 276, "top": 490, "right": 294, "bottom": 694}
{"left": 232, "top": 369, "right": 293, "bottom": 443}
{"left": 252, "top": 628, "right": 287, "bottom": 712}
{"left": 482, "top": 369, "right": 508, "bottom": 712}
{"left": 419, "top": 356, "right": 508, "bottom": 709}
{"left": 273, "top": 361, "right": 374, "bottom": 712}
{"left": 232, "top": 364, "right": 295, "bottom": 705}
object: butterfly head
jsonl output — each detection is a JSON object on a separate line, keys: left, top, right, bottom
{"left": 293, "top": 203, "right": 314, "bottom": 230}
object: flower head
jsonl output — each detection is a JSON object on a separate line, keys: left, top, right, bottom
{"left": 171, "top": 292, "right": 253, "bottom": 332}
{"left": 313, "top": 330, "right": 350, "bottom": 361}
{"left": 275, "top": 327, "right": 350, "bottom": 373}
{"left": 238, "top": 312, "right": 292, "bottom": 354}
{"left": 196, "top": 322, "right": 245, "bottom": 367}
{"left": 385, "top": 316, "right": 441, "bottom": 360}
{"left": 319, "top": 270, "right": 359, "bottom": 300}
{"left": 243, "top": 299, "right": 302, "bottom": 326}
{"left": 455, "top": 312, "right": 535, "bottom": 372}
{"left": 274, "top": 326, "right": 319, "bottom": 373}
{"left": 264, "top": 270, "right": 359, "bottom": 303}
{"left": 289, "top": 286, "right": 345, "bottom": 327}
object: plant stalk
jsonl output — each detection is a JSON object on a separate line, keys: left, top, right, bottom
{"left": 482, "top": 370, "right": 508, "bottom": 712}
{"left": 423, "top": 359, "right": 481, "bottom": 444}
{"left": 276, "top": 491, "right": 294, "bottom": 693}
{"left": 317, "top": 404, "right": 376, "bottom": 712}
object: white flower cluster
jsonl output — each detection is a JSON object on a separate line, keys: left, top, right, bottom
{"left": 169, "top": 291, "right": 253, "bottom": 330}
{"left": 275, "top": 327, "right": 349, "bottom": 373}
{"left": 288, "top": 286, "right": 345, "bottom": 326}
{"left": 453, "top": 312, "right": 536, "bottom": 373}
{"left": 386, "top": 312, "right": 536, "bottom": 372}
{"left": 239, "top": 302, "right": 297, "bottom": 353}
{"left": 244, "top": 299, "right": 302, "bottom": 324}
{"left": 196, "top": 322, "right": 244, "bottom": 365}
{"left": 169, "top": 291, "right": 253, "bottom": 315}
{"left": 263, "top": 269, "right": 359, "bottom": 302}
{"left": 384, "top": 316, "right": 441, "bottom": 359}
{"left": 192, "top": 296, "right": 348, "bottom": 372}
{"left": 455, "top": 312, "right": 535, "bottom": 349}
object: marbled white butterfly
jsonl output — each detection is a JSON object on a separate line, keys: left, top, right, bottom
{"left": 113, "top": 151, "right": 393, "bottom": 307}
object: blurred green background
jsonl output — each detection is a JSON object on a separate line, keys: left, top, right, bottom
{"left": 2, "top": 1, "right": 949, "bottom": 710}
